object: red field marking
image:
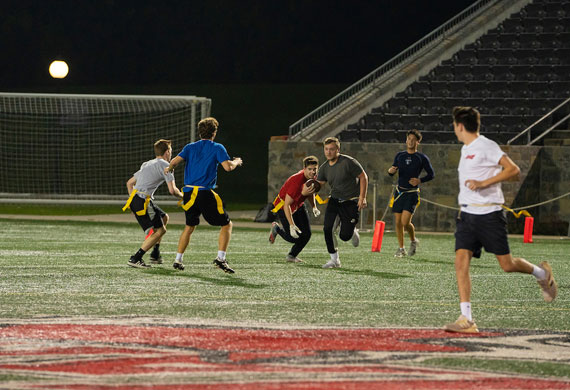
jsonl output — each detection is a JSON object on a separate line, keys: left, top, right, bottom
{"left": 0, "top": 323, "right": 568, "bottom": 389}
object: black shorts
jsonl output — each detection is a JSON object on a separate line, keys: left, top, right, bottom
{"left": 130, "top": 196, "right": 166, "bottom": 235}
{"left": 183, "top": 189, "right": 230, "bottom": 227}
{"left": 455, "top": 210, "right": 510, "bottom": 258}
{"left": 392, "top": 189, "right": 419, "bottom": 214}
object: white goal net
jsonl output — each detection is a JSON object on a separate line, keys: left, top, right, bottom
{"left": 0, "top": 93, "right": 211, "bottom": 203}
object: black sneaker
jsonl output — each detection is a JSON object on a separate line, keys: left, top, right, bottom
{"left": 150, "top": 255, "right": 163, "bottom": 264}
{"left": 173, "top": 260, "right": 185, "bottom": 271}
{"left": 213, "top": 257, "right": 235, "bottom": 274}
{"left": 128, "top": 256, "right": 151, "bottom": 268}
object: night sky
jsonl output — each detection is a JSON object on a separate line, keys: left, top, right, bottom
{"left": 2, "top": 0, "right": 479, "bottom": 88}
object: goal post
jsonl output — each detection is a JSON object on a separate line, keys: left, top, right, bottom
{"left": 0, "top": 92, "right": 211, "bottom": 203}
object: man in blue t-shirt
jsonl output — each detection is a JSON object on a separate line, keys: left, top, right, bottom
{"left": 165, "top": 117, "right": 243, "bottom": 273}
{"left": 388, "top": 129, "right": 434, "bottom": 258}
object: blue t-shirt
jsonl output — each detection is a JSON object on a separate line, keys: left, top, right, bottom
{"left": 392, "top": 151, "right": 435, "bottom": 189}
{"left": 178, "top": 139, "right": 231, "bottom": 191}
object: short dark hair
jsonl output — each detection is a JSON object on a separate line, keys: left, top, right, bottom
{"left": 303, "top": 155, "right": 319, "bottom": 167}
{"left": 198, "top": 117, "right": 219, "bottom": 139}
{"left": 452, "top": 106, "right": 480, "bottom": 133}
{"left": 154, "top": 139, "right": 171, "bottom": 156}
{"left": 407, "top": 129, "right": 422, "bottom": 142}
{"left": 323, "top": 137, "right": 340, "bottom": 149}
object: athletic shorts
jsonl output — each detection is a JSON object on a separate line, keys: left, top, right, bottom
{"left": 184, "top": 189, "right": 230, "bottom": 227}
{"left": 455, "top": 210, "right": 510, "bottom": 258}
{"left": 130, "top": 196, "right": 166, "bottom": 235}
{"left": 392, "top": 189, "right": 419, "bottom": 214}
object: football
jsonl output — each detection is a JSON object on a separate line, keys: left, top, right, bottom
{"left": 306, "top": 178, "right": 321, "bottom": 193}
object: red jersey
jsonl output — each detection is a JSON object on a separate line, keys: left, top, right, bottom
{"left": 272, "top": 170, "right": 309, "bottom": 214}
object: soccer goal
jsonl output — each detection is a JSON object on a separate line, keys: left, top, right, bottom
{"left": 0, "top": 92, "right": 211, "bottom": 203}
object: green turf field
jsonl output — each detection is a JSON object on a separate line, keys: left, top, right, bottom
{"left": 0, "top": 218, "right": 567, "bottom": 331}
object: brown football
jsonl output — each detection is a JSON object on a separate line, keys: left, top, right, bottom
{"left": 306, "top": 179, "right": 321, "bottom": 193}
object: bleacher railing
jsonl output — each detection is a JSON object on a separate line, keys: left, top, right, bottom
{"left": 288, "top": 0, "right": 498, "bottom": 139}
{"left": 507, "top": 97, "right": 570, "bottom": 145}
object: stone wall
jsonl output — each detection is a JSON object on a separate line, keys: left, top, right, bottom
{"left": 267, "top": 141, "right": 570, "bottom": 235}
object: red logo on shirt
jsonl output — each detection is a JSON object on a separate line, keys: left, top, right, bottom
{"left": 465, "top": 154, "right": 476, "bottom": 159}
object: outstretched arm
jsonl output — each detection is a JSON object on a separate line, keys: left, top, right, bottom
{"left": 167, "top": 180, "right": 184, "bottom": 199}
{"left": 221, "top": 157, "right": 243, "bottom": 172}
{"left": 165, "top": 156, "right": 185, "bottom": 174}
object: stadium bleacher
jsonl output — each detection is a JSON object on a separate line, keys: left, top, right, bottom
{"left": 341, "top": 0, "right": 570, "bottom": 144}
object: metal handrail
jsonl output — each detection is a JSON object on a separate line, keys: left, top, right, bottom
{"left": 507, "top": 97, "right": 570, "bottom": 145}
{"left": 288, "top": 0, "right": 498, "bottom": 139}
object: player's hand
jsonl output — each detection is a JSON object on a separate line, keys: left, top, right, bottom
{"left": 233, "top": 157, "right": 243, "bottom": 166}
{"left": 358, "top": 197, "right": 367, "bottom": 211}
{"left": 388, "top": 166, "right": 398, "bottom": 175}
{"left": 408, "top": 177, "right": 420, "bottom": 186}
{"left": 312, "top": 207, "right": 320, "bottom": 217}
{"left": 465, "top": 179, "right": 486, "bottom": 190}
{"left": 289, "top": 225, "right": 301, "bottom": 239}
{"left": 164, "top": 167, "right": 172, "bottom": 175}
{"left": 301, "top": 183, "right": 316, "bottom": 196}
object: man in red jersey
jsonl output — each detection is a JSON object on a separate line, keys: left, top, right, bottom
{"left": 269, "top": 156, "right": 320, "bottom": 263}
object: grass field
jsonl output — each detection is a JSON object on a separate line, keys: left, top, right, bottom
{"left": 0, "top": 218, "right": 567, "bottom": 330}
{"left": 0, "top": 217, "right": 568, "bottom": 386}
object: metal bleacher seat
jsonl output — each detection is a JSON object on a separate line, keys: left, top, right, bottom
{"left": 470, "top": 81, "right": 492, "bottom": 98}
{"left": 406, "top": 82, "right": 430, "bottom": 97}
{"left": 553, "top": 80, "right": 570, "bottom": 98}
{"left": 447, "top": 81, "right": 471, "bottom": 98}
{"left": 504, "top": 98, "right": 531, "bottom": 115}
{"left": 494, "top": 49, "right": 519, "bottom": 65}
{"left": 487, "top": 98, "right": 509, "bottom": 115}
{"left": 433, "top": 65, "right": 454, "bottom": 81}
{"left": 400, "top": 114, "right": 423, "bottom": 130}
{"left": 360, "top": 129, "right": 379, "bottom": 142}
{"left": 488, "top": 81, "right": 512, "bottom": 98}
{"left": 493, "top": 65, "right": 516, "bottom": 81}
{"left": 431, "top": 82, "right": 451, "bottom": 98}
{"left": 544, "top": 2, "right": 570, "bottom": 18}
{"left": 502, "top": 115, "right": 526, "bottom": 132}
{"left": 422, "top": 114, "right": 444, "bottom": 131}
{"left": 425, "top": 97, "right": 448, "bottom": 115}
{"left": 455, "top": 49, "right": 478, "bottom": 65}
{"left": 387, "top": 97, "right": 408, "bottom": 114}
{"left": 339, "top": 129, "right": 360, "bottom": 142}
{"left": 407, "top": 97, "right": 427, "bottom": 114}
{"left": 480, "top": 115, "right": 503, "bottom": 132}
{"left": 471, "top": 65, "right": 494, "bottom": 81}
{"left": 364, "top": 113, "right": 383, "bottom": 128}
{"left": 501, "top": 19, "right": 525, "bottom": 33}
{"left": 514, "top": 49, "right": 540, "bottom": 65}
{"left": 477, "top": 34, "right": 501, "bottom": 49}
{"left": 478, "top": 49, "right": 499, "bottom": 65}
{"left": 377, "top": 130, "right": 400, "bottom": 143}
{"left": 453, "top": 65, "right": 473, "bottom": 81}
{"left": 529, "top": 82, "right": 554, "bottom": 98}
{"left": 524, "top": 3, "right": 548, "bottom": 18}
{"left": 384, "top": 113, "right": 404, "bottom": 130}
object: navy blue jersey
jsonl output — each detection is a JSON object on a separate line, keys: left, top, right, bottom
{"left": 392, "top": 151, "right": 435, "bottom": 189}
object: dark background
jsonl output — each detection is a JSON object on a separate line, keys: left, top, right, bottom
{"left": 2, "top": 0, "right": 478, "bottom": 205}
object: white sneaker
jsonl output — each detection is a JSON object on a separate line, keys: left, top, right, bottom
{"left": 351, "top": 229, "right": 360, "bottom": 247}
{"left": 408, "top": 239, "right": 419, "bottom": 256}
{"left": 322, "top": 258, "right": 341, "bottom": 268}
{"left": 286, "top": 255, "right": 303, "bottom": 263}
{"left": 394, "top": 248, "right": 407, "bottom": 258}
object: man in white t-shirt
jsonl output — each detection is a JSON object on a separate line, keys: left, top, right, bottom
{"left": 444, "top": 106, "right": 557, "bottom": 333}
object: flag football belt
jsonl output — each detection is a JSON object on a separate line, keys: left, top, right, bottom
{"left": 389, "top": 187, "right": 420, "bottom": 208}
{"left": 182, "top": 185, "right": 224, "bottom": 214}
{"left": 122, "top": 189, "right": 151, "bottom": 216}
{"left": 460, "top": 203, "right": 532, "bottom": 218}
{"left": 314, "top": 195, "right": 359, "bottom": 205}
{"left": 270, "top": 195, "right": 307, "bottom": 213}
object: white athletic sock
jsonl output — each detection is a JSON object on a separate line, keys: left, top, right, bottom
{"left": 175, "top": 253, "right": 183, "bottom": 262}
{"left": 330, "top": 251, "right": 339, "bottom": 261}
{"left": 532, "top": 264, "right": 546, "bottom": 280}
{"left": 217, "top": 250, "right": 226, "bottom": 260}
{"left": 460, "top": 302, "right": 472, "bottom": 321}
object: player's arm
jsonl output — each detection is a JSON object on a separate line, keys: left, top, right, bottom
{"left": 419, "top": 155, "right": 435, "bottom": 183}
{"left": 221, "top": 157, "right": 243, "bottom": 172}
{"left": 388, "top": 166, "right": 398, "bottom": 175}
{"left": 465, "top": 155, "right": 520, "bottom": 190}
{"left": 284, "top": 194, "right": 302, "bottom": 238}
{"left": 165, "top": 155, "right": 184, "bottom": 174}
{"left": 126, "top": 176, "right": 136, "bottom": 195}
{"left": 358, "top": 171, "right": 368, "bottom": 210}
{"left": 167, "top": 180, "right": 183, "bottom": 199}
